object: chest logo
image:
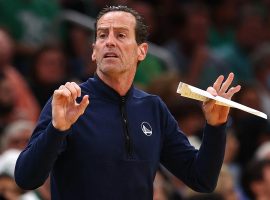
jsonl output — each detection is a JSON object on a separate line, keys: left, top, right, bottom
{"left": 141, "top": 122, "right": 152, "bottom": 136}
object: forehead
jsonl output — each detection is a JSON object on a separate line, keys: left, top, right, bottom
{"left": 97, "top": 11, "right": 136, "bottom": 30}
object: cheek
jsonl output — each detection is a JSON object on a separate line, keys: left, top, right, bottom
{"left": 127, "top": 46, "right": 140, "bottom": 61}
{"left": 126, "top": 49, "right": 140, "bottom": 65}
{"left": 122, "top": 42, "right": 138, "bottom": 55}
{"left": 93, "top": 47, "right": 104, "bottom": 62}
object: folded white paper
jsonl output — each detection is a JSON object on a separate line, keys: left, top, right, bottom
{"left": 177, "top": 82, "right": 267, "bottom": 119}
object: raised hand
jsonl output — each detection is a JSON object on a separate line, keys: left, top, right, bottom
{"left": 202, "top": 73, "right": 241, "bottom": 126}
{"left": 52, "top": 82, "right": 89, "bottom": 131}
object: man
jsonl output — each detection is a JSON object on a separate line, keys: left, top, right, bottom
{"left": 15, "top": 6, "right": 241, "bottom": 200}
{"left": 242, "top": 159, "right": 270, "bottom": 200}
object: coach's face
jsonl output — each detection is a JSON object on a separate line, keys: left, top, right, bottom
{"left": 92, "top": 11, "right": 147, "bottom": 78}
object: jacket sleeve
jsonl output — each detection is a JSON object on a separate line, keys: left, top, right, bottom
{"left": 159, "top": 99, "right": 226, "bottom": 193}
{"left": 15, "top": 99, "right": 71, "bottom": 190}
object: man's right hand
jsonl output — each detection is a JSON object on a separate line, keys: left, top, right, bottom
{"left": 52, "top": 82, "right": 89, "bottom": 131}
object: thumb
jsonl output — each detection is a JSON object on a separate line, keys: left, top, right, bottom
{"left": 78, "top": 95, "right": 89, "bottom": 115}
{"left": 203, "top": 99, "right": 215, "bottom": 113}
{"left": 207, "top": 86, "right": 218, "bottom": 96}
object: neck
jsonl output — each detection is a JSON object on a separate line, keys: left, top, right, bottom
{"left": 96, "top": 70, "right": 134, "bottom": 96}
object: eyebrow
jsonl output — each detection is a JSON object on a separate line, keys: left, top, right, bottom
{"left": 97, "top": 26, "right": 130, "bottom": 32}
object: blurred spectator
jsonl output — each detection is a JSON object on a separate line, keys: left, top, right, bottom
{"left": 0, "top": 150, "right": 51, "bottom": 200}
{"left": 208, "top": 1, "right": 238, "bottom": 47}
{"left": 20, "top": 177, "right": 51, "bottom": 200}
{"left": 65, "top": 24, "right": 95, "bottom": 81}
{"left": 0, "top": 74, "right": 18, "bottom": 132}
{"left": 0, "top": 121, "right": 50, "bottom": 200}
{"left": 164, "top": 5, "right": 229, "bottom": 88}
{"left": 255, "top": 142, "right": 270, "bottom": 161}
{"left": 252, "top": 44, "right": 270, "bottom": 120}
{"left": 168, "top": 100, "right": 204, "bottom": 150}
{"left": 0, "top": 28, "right": 40, "bottom": 128}
{"left": 215, "top": 165, "right": 239, "bottom": 200}
{"left": 0, "top": 173, "right": 23, "bottom": 200}
{"left": 169, "top": 100, "right": 204, "bottom": 139}
{"left": 184, "top": 165, "right": 238, "bottom": 200}
{"left": 146, "top": 72, "right": 181, "bottom": 106}
{"left": 214, "top": 6, "right": 265, "bottom": 84}
{"left": 129, "top": 1, "right": 167, "bottom": 87}
{"left": 232, "top": 84, "right": 270, "bottom": 167}
{"left": 130, "top": 1, "right": 159, "bottom": 44}
{"left": 153, "top": 170, "right": 176, "bottom": 200}
{"left": 29, "top": 45, "right": 69, "bottom": 107}
{"left": 0, "top": 149, "right": 21, "bottom": 178}
{"left": 242, "top": 159, "right": 270, "bottom": 200}
{"left": 231, "top": 84, "right": 262, "bottom": 121}
{"left": 0, "top": 120, "right": 34, "bottom": 153}
{"left": 148, "top": 0, "right": 182, "bottom": 45}
{"left": 224, "top": 129, "right": 239, "bottom": 167}
{"left": 224, "top": 129, "right": 243, "bottom": 193}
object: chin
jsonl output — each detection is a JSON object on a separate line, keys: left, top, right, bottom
{"left": 99, "top": 66, "right": 123, "bottom": 76}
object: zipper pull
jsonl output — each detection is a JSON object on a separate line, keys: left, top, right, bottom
{"left": 121, "top": 96, "right": 125, "bottom": 104}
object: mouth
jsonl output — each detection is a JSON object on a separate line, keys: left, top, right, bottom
{"left": 103, "top": 52, "right": 119, "bottom": 59}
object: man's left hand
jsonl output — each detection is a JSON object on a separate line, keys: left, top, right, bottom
{"left": 202, "top": 73, "right": 241, "bottom": 126}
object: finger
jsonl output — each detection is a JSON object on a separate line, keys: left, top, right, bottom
{"left": 71, "top": 82, "right": 81, "bottom": 97}
{"left": 78, "top": 95, "right": 89, "bottom": 115}
{"left": 59, "top": 85, "right": 65, "bottom": 90}
{"left": 225, "top": 85, "right": 241, "bottom": 99}
{"left": 219, "top": 72, "right": 234, "bottom": 94}
{"left": 213, "top": 75, "right": 224, "bottom": 91}
{"left": 65, "top": 82, "right": 79, "bottom": 101}
{"left": 206, "top": 86, "right": 218, "bottom": 96}
{"left": 54, "top": 85, "right": 72, "bottom": 98}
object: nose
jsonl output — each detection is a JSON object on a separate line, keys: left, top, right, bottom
{"left": 106, "top": 32, "right": 116, "bottom": 48}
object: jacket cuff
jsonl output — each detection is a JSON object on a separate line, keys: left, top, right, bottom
{"left": 46, "top": 122, "right": 71, "bottom": 140}
{"left": 203, "top": 122, "right": 227, "bottom": 143}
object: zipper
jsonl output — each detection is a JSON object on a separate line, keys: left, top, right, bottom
{"left": 120, "top": 96, "right": 133, "bottom": 158}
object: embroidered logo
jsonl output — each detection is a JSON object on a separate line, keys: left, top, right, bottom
{"left": 141, "top": 122, "right": 152, "bottom": 136}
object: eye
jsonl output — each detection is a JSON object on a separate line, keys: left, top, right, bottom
{"left": 118, "top": 33, "right": 126, "bottom": 39}
{"left": 98, "top": 32, "right": 107, "bottom": 39}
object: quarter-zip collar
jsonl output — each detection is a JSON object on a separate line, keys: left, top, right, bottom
{"left": 86, "top": 74, "right": 134, "bottom": 158}
{"left": 87, "top": 73, "right": 135, "bottom": 101}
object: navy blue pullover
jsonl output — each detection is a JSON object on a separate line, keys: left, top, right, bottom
{"left": 15, "top": 75, "right": 226, "bottom": 200}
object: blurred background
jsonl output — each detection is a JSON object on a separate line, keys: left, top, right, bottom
{"left": 0, "top": 0, "right": 270, "bottom": 199}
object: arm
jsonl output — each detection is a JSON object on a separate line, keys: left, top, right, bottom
{"left": 15, "top": 82, "right": 89, "bottom": 190}
{"left": 161, "top": 73, "right": 240, "bottom": 192}
{"left": 160, "top": 108, "right": 227, "bottom": 192}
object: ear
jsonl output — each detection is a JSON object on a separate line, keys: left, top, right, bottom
{"left": 91, "top": 43, "right": 96, "bottom": 62}
{"left": 137, "top": 43, "right": 148, "bottom": 61}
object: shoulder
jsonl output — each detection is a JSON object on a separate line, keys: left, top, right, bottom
{"left": 133, "top": 87, "right": 167, "bottom": 108}
{"left": 133, "top": 87, "right": 158, "bottom": 100}
{"left": 79, "top": 78, "right": 93, "bottom": 95}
